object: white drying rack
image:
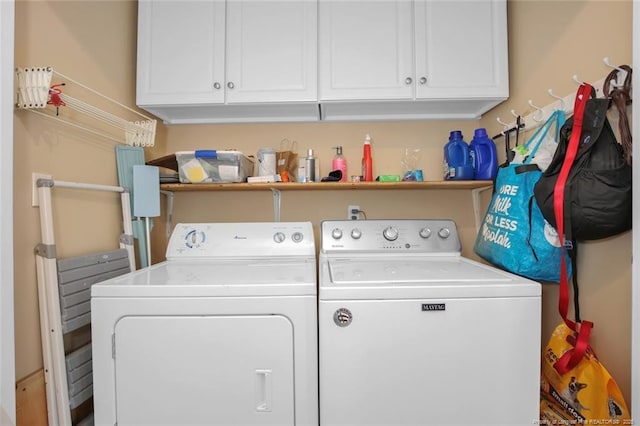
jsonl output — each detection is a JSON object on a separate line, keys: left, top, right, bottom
{"left": 15, "top": 67, "right": 156, "bottom": 147}
{"left": 34, "top": 177, "right": 136, "bottom": 426}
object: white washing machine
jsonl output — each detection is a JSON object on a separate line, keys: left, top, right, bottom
{"left": 319, "top": 219, "right": 541, "bottom": 426}
{"left": 91, "top": 222, "right": 318, "bottom": 426}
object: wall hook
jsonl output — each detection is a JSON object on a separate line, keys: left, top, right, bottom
{"left": 510, "top": 109, "right": 520, "bottom": 118}
{"left": 572, "top": 74, "right": 582, "bottom": 85}
{"left": 528, "top": 99, "right": 544, "bottom": 122}
{"left": 603, "top": 56, "right": 624, "bottom": 88}
{"left": 496, "top": 116, "right": 509, "bottom": 129}
{"left": 547, "top": 89, "right": 566, "bottom": 111}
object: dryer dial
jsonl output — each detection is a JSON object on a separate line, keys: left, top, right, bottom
{"left": 331, "top": 228, "right": 343, "bottom": 240}
{"left": 184, "top": 229, "right": 206, "bottom": 248}
{"left": 350, "top": 228, "right": 362, "bottom": 239}
{"left": 273, "top": 232, "right": 286, "bottom": 243}
{"left": 419, "top": 228, "right": 432, "bottom": 239}
{"left": 438, "top": 227, "right": 451, "bottom": 239}
{"left": 383, "top": 226, "right": 399, "bottom": 241}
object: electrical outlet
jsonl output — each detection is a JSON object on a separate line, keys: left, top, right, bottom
{"left": 32, "top": 173, "right": 52, "bottom": 207}
{"left": 348, "top": 204, "right": 360, "bottom": 220}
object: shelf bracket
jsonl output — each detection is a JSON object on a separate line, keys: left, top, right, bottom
{"left": 271, "top": 188, "right": 281, "bottom": 222}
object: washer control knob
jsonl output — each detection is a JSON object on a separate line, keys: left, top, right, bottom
{"left": 351, "top": 228, "right": 362, "bottom": 239}
{"left": 383, "top": 226, "right": 399, "bottom": 241}
{"left": 419, "top": 227, "right": 432, "bottom": 239}
{"left": 273, "top": 232, "right": 286, "bottom": 243}
{"left": 438, "top": 227, "right": 451, "bottom": 239}
{"left": 331, "top": 228, "right": 343, "bottom": 240}
{"left": 291, "top": 232, "right": 304, "bottom": 243}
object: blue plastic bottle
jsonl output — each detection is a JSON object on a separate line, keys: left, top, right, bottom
{"left": 469, "top": 128, "right": 498, "bottom": 180}
{"left": 443, "top": 130, "right": 474, "bottom": 180}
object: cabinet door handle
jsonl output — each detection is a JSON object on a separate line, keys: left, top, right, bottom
{"left": 213, "top": 82, "right": 221, "bottom": 90}
{"left": 405, "top": 77, "right": 413, "bottom": 85}
{"left": 419, "top": 77, "right": 427, "bottom": 85}
{"left": 227, "top": 82, "right": 235, "bottom": 89}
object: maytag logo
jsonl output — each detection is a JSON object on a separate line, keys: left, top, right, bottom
{"left": 422, "top": 303, "right": 445, "bottom": 312}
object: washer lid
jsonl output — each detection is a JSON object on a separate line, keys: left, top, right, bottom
{"left": 91, "top": 259, "right": 316, "bottom": 297}
{"left": 320, "top": 256, "right": 540, "bottom": 299}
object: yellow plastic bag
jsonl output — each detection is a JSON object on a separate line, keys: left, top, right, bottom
{"left": 540, "top": 322, "right": 630, "bottom": 424}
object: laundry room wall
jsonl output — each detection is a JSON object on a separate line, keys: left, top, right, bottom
{"left": 12, "top": 0, "right": 633, "bottom": 416}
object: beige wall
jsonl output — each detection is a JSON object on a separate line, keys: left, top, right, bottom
{"left": 14, "top": 0, "right": 633, "bottom": 408}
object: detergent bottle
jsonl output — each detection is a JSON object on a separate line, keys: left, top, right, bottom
{"left": 469, "top": 128, "right": 498, "bottom": 180}
{"left": 443, "top": 130, "right": 474, "bottom": 180}
{"left": 361, "top": 134, "right": 373, "bottom": 181}
{"left": 332, "top": 146, "right": 347, "bottom": 182}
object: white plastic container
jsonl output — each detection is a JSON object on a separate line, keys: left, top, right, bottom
{"left": 175, "top": 150, "right": 254, "bottom": 183}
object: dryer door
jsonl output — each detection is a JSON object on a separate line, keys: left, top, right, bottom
{"left": 113, "top": 315, "right": 294, "bottom": 426}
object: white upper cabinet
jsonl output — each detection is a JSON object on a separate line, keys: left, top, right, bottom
{"left": 226, "top": 1, "right": 317, "bottom": 103}
{"left": 137, "top": 0, "right": 508, "bottom": 123}
{"left": 318, "top": 1, "right": 414, "bottom": 100}
{"left": 137, "top": 0, "right": 318, "bottom": 124}
{"left": 137, "top": 1, "right": 226, "bottom": 106}
{"left": 318, "top": 0, "right": 508, "bottom": 120}
{"left": 414, "top": 0, "right": 508, "bottom": 100}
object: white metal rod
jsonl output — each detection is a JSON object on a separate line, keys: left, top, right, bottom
{"left": 37, "top": 185, "right": 72, "bottom": 426}
{"left": 53, "top": 180, "right": 125, "bottom": 193}
{"left": 35, "top": 254, "right": 59, "bottom": 426}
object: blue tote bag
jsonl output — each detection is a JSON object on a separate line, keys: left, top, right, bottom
{"left": 473, "top": 110, "right": 571, "bottom": 283}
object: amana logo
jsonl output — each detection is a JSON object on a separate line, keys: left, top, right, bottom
{"left": 422, "top": 303, "right": 446, "bottom": 312}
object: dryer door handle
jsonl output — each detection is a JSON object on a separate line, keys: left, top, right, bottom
{"left": 255, "top": 369, "right": 273, "bottom": 412}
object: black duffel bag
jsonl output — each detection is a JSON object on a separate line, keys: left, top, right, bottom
{"left": 533, "top": 66, "right": 632, "bottom": 241}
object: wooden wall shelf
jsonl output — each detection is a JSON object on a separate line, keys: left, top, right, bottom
{"left": 160, "top": 180, "right": 492, "bottom": 192}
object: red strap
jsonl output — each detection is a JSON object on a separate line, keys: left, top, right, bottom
{"left": 551, "top": 84, "right": 594, "bottom": 375}
{"left": 553, "top": 83, "right": 591, "bottom": 331}
{"left": 554, "top": 320, "right": 593, "bottom": 374}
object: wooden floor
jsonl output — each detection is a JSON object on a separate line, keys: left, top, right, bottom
{"left": 16, "top": 369, "right": 47, "bottom": 426}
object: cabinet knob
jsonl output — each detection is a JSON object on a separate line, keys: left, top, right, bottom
{"left": 213, "top": 82, "right": 221, "bottom": 90}
{"left": 227, "top": 82, "right": 235, "bottom": 89}
{"left": 405, "top": 77, "right": 413, "bottom": 85}
{"left": 419, "top": 77, "right": 427, "bottom": 85}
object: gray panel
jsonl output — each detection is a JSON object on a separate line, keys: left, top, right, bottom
{"left": 76, "top": 413, "right": 94, "bottom": 426}
{"left": 68, "top": 372, "right": 92, "bottom": 397}
{"left": 65, "top": 343, "right": 92, "bottom": 371}
{"left": 57, "top": 248, "right": 128, "bottom": 273}
{"left": 57, "top": 249, "right": 131, "bottom": 333}
{"left": 69, "top": 384, "right": 93, "bottom": 409}
{"left": 62, "top": 313, "right": 91, "bottom": 334}
{"left": 67, "top": 359, "right": 92, "bottom": 384}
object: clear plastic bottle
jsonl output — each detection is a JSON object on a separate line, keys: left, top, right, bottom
{"left": 332, "top": 146, "right": 347, "bottom": 182}
{"left": 361, "top": 134, "right": 373, "bottom": 182}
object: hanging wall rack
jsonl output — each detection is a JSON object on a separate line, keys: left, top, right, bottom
{"left": 15, "top": 66, "right": 156, "bottom": 147}
{"left": 494, "top": 57, "right": 630, "bottom": 139}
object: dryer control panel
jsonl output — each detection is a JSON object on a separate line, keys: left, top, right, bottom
{"left": 166, "top": 222, "right": 315, "bottom": 259}
{"left": 321, "top": 219, "right": 461, "bottom": 254}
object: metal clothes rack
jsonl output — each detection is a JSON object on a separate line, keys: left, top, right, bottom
{"left": 34, "top": 177, "right": 136, "bottom": 426}
{"left": 15, "top": 67, "right": 156, "bottom": 147}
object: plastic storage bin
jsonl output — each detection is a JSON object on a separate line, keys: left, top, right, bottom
{"left": 176, "top": 150, "right": 254, "bottom": 183}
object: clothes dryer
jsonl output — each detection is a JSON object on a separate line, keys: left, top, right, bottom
{"left": 319, "top": 219, "right": 541, "bottom": 426}
{"left": 92, "top": 222, "right": 318, "bottom": 426}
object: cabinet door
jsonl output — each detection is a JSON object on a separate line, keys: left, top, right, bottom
{"left": 137, "top": 0, "right": 225, "bottom": 106}
{"left": 226, "top": 1, "right": 317, "bottom": 103}
{"left": 414, "top": 0, "right": 508, "bottom": 99}
{"left": 319, "top": 1, "right": 413, "bottom": 101}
